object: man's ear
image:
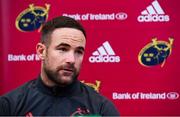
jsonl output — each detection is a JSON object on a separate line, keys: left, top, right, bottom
{"left": 36, "top": 43, "right": 46, "bottom": 60}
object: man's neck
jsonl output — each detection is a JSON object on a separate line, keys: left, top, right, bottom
{"left": 40, "top": 70, "right": 56, "bottom": 87}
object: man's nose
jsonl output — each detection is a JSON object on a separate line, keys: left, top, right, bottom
{"left": 65, "top": 52, "right": 75, "bottom": 64}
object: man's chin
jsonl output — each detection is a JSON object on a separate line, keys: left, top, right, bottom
{"left": 57, "top": 76, "right": 74, "bottom": 86}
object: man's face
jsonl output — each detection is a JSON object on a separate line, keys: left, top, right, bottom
{"left": 43, "top": 28, "right": 86, "bottom": 86}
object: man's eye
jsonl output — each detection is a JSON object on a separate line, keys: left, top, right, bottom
{"left": 76, "top": 50, "right": 83, "bottom": 55}
{"left": 59, "top": 48, "right": 67, "bottom": 52}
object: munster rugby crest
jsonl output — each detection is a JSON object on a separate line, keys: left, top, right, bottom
{"left": 138, "top": 38, "right": 174, "bottom": 67}
{"left": 81, "top": 80, "right": 101, "bottom": 92}
{"left": 16, "top": 4, "right": 50, "bottom": 32}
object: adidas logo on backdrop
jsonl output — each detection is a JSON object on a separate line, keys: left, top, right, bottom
{"left": 137, "top": 0, "right": 170, "bottom": 22}
{"left": 89, "top": 41, "right": 120, "bottom": 63}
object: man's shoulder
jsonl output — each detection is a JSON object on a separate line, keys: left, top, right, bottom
{"left": 1, "top": 79, "right": 37, "bottom": 100}
{"left": 0, "top": 79, "right": 38, "bottom": 115}
{"left": 80, "top": 82, "right": 120, "bottom": 115}
{"left": 80, "top": 82, "right": 109, "bottom": 102}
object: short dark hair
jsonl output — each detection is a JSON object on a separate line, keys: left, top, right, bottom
{"left": 40, "top": 16, "right": 86, "bottom": 46}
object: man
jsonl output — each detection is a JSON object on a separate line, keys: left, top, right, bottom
{"left": 0, "top": 16, "right": 120, "bottom": 116}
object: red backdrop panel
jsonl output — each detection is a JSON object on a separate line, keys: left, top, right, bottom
{"left": 1, "top": 0, "right": 180, "bottom": 115}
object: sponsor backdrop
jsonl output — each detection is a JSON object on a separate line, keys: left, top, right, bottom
{"left": 1, "top": 0, "right": 180, "bottom": 116}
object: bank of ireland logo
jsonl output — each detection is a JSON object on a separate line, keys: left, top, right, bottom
{"left": 89, "top": 41, "right": 120, "bottom": 63}
{"left": 138, "top": 38, "right": 174, "bottom": 67}
{"left": 16, "top": 4, "right": 50, "bottom": 32}
{"left": 137, "top": 0, "right": 170, "bottom": 22}
{"left": 167, "top": 92, "right": 179, "bottom": 100}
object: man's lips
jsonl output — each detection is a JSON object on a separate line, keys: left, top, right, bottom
{"left": 60, "top": 69, "right": 74, "bottom": 76}
{"left": 63, "top": 68, "right": 73, "bottom": 72}
{"left": 57, "top": 65, "right": 75, "bottom": 76}
{"left": 60, "top": 68, "right": 74, "bottom": 76}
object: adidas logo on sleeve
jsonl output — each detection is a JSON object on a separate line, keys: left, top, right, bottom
{"left": 137, "top": 0, "right": 170, "bottom": 22}
{"left": 89, "top": 41, "right": 120, "bottom": 63}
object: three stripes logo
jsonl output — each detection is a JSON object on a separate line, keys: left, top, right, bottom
{"left": 137, "top": 0, "right": 170, "bottom": 22}
{"left": 89, "top": 41, "right": 120, "bottom": 63}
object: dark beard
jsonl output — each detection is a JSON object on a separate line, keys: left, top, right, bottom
{"left": 44, "top": 64, "right": 79, "bottom": 87}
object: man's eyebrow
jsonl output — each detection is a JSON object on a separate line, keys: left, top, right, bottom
{"left": 56, "top": 43, "right": 70, "bottom": 48}
{"left": 56, "top": 43, "right": 85, "bottom": 51}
